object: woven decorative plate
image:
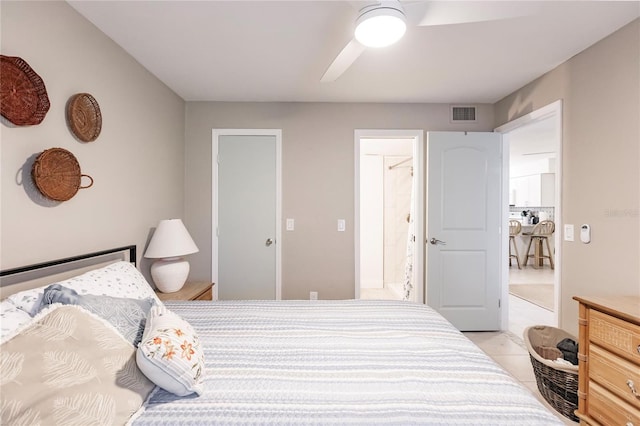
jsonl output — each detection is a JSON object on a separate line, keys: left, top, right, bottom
{"left": 0, "top": 55, "right": 50, "bottom": 126}
{"left": 67, "top": 93, "right": 102, "bottom": 142}
{"left": 32, "top": 148, "right": 94, "bottom": 202}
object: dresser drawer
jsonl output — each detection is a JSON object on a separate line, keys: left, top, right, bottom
{"left": 589, "top": 381, "right": 640, "bottom": 426}
{"left": 590, "top": 309, "right": 640, "bottom": 363}
{"left": 590, "top": 344, "right": 640, "bottom": 409}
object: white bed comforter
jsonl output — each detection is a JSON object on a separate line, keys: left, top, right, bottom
{"left": 133, "top": 300, "right": 562, "bottom": 425}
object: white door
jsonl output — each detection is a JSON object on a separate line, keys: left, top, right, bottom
{"left": 427, "top": 132, "right": 502, "bottom": 331}
{"left": 213, "top": 130, "right": 281, "bottom": 300}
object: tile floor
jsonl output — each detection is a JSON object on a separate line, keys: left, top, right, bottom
{"left": 508, "top": 293, "right": 556, "bottom": 340}
{"left": 508, "top": 263, "right": 557, "bottom": 337}
{"left": 492, "top": 265, "right": 576, "bottom": 423}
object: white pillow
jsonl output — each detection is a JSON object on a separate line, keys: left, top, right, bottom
{"left": 136, "top": 305, "right": 205, "bottom": 396}
{"left": 4, "top": 289, "right": 44, "bottom": 316}
{"left": 0, "top": 299, "right": 33, "bottom": 343}
{"left": 6, "top": 261, "right": 160, "bottom": 316}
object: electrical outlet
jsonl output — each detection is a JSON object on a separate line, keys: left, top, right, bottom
{"left": 309, "top": 291, "right": 318, "bottom": 301}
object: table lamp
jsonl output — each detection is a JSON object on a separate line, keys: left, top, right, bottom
{"left": 144, "top": 219, "right": 199, "bottom": 293}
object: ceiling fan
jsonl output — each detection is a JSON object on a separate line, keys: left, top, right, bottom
{"left": 321, "top": 1, "right": 536, "bottom": 82}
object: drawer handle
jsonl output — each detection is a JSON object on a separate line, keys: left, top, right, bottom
{"left": 628, "top": 379, "right": 640, "bottom": 398}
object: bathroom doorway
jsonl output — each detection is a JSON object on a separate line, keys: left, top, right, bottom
{"left": 354, "top": 130, "right": 424, "bottom": 303}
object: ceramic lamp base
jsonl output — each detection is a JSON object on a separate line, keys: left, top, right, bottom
{"left": 151, "top": 257, "right": 189, "bottom": 293}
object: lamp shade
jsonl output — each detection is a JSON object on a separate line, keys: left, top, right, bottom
{"left": 355, "top": 3, "right": 406, "bottom": 48}
{"left": 144, "top": 219, "right": 199, "bottom": 259}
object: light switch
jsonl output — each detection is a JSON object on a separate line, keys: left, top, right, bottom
{"left": 286, "top": 218, "right": 295, "bottom": 231}
{"left": 338, "top": 219, "right": 346, "bottom": 232}
{"left": 564, "top": 224, "right": 574, "bottom": 241}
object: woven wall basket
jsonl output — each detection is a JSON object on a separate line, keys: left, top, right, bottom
{"left": 67, "top": 93, "right": 102, "bottom": 142}
{"left": 0, "top": 55, "right": 50, "bottom": 126}
{"left": 32, "top": 148, "right": 94, "bottom": 202}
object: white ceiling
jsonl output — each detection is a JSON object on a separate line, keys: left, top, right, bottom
{"left": 68, "top": 1, "right": 639, "bottom": 103}
{"left": 508, "top": 116, "right": 557, "bottom": 168}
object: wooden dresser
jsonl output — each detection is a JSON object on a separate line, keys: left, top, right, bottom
{"left": 574, "top": 296, "right": 640, "bottom": 425}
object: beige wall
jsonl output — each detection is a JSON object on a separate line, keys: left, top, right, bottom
{"left": 495, "top": 19, "right": 640, "bottom": 335}
{"left": 5, "top": 3, "right": 635, "bottom": 331}
{"left": 184, "top": 102, "right": 494, "bottom": 299}
{"left": 0, "top": 2, "right": 185, "bottom": 281}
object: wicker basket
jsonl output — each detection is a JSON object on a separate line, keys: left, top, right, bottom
{"left": 67, "top": 93, "right": 102, "bottom": 142}
{"left": 0, "top": 55, "right": 50, "bottom": 126}
{"left": 32, "top": 148, "right": 93, "bottom": 201}
{"left": 524, "top": 325, "right": 579, "bottom": 422}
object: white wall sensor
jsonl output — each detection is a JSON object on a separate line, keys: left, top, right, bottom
{"left": 580, "top": 224, "right": 591, "bottom": 243}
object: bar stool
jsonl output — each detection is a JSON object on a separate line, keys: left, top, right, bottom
{"left": 523, "top": 220, "right": 555, "bottom": 269}
{"left": 509, "top": 220, "right": 522, "bottom": 269}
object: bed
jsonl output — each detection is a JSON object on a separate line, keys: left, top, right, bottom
{"left": 1, "top": 246, "right": 562, "bottom": 425}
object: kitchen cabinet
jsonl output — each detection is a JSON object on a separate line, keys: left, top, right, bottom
{"left": 510, "top": 173, "right": 555, "bottom": 206}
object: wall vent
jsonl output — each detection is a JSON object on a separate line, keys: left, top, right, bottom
{"left": 450, "top": 105, "right": 477, "bottom": 123}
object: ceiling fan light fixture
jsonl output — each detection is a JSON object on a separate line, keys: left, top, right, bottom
{"left": 355, "top": 6, "right": 406, "bottom": 48}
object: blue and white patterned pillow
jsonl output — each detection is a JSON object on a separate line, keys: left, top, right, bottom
{"left": 38, "top": 284, "right": 155, "bottom": 346}
{"left": 6, "top": 261, "right": 160, "bottom": 316}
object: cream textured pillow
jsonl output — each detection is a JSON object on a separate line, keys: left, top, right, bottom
{"left": 136, "top": 305, "right": 205, "bottom": 396}
{"left": 0, "top": 305, "right": 155, "bottom": 425}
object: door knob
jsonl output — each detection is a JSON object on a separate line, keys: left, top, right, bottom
{"left": 265, "top": 238, "right": 274, "bottom": 247}
{"left": 429, "top": 238, "right": 446, "bottom": 245}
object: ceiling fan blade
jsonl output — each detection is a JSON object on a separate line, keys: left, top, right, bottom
{"left": 321, "top": 39, "right": 366, "bottom": 83}
{"left": 405, "top": 1, "right": 539, "bottom": 27}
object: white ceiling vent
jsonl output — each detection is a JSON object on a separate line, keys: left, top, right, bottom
{"left": 450, "top": 105, "right": 477, "bottom": 123}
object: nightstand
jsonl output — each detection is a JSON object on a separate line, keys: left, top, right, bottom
{"left": 155, "top": 281, "right": 213, "bottom": 301}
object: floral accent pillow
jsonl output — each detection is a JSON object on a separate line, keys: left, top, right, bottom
{"left": 136, "top": 305, "right": 205, "bottom": 396}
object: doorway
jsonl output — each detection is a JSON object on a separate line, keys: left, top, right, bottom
{"left": 212, "top": 129, "right": 282, "bottom": 301}
{"left": 354, "top": 130, "right": 424, "bottom": 303}
{"left": 496, "top": 100, "right": 562, "bottom": 336}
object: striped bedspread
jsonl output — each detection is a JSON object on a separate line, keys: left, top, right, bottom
{"left": 133, "top": 300, "right": 561, "bottom": 425}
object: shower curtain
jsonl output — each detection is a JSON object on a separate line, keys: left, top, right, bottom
{"left": 403, "top": 171, "right": 415, "bottom": 301}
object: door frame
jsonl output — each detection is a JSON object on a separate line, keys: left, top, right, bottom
{"left": 354, "top": 129, "right": 425, "bottom": 303}
{"left": 211, "top": 129, "right": 282, "bottom": 301}
{"left": 495, "top": 100, "right": 562, "bottom": 330}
